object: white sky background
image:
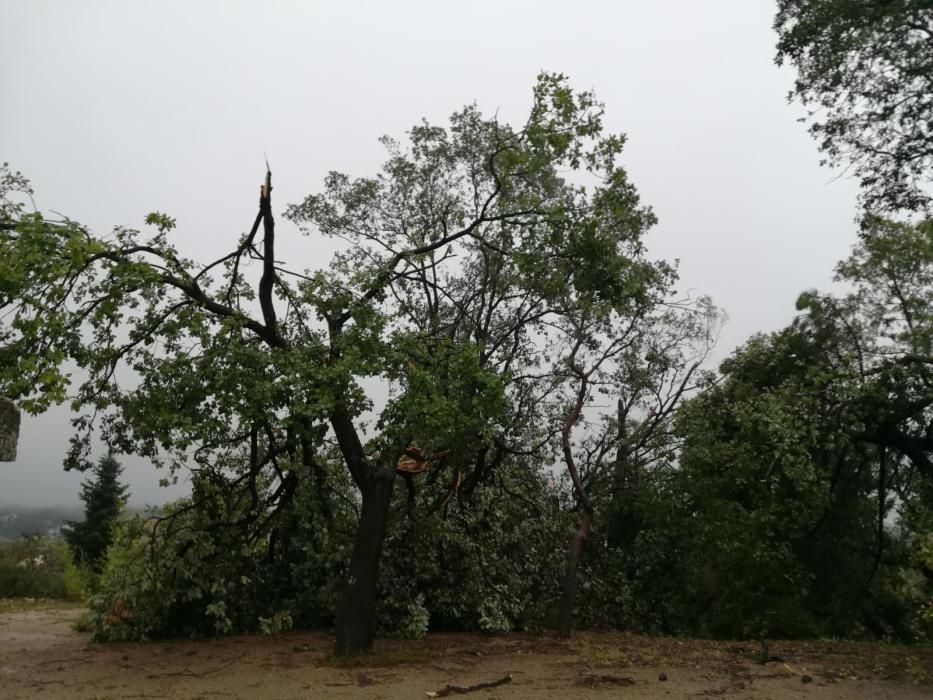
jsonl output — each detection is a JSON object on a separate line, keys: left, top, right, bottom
{"left": 0, "top": 0, "right": 859, "bottom": 507}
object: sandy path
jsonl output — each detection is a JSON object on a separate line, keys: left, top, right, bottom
{"left": 1, "top": 604, "right": 930, "bottom": 699}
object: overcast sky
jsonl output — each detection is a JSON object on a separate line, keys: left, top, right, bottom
{"left": 0, "top": 1, "right": 860, "bottom": 507}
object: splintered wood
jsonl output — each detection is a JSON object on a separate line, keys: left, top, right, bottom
{"left": 397, "top": 446, "right": 450, "bottom": 474}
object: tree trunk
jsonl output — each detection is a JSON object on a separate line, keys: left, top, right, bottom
{"left": 0, "top": 397, "right": 20, "bottom": 462}
{"left": 557, "top": 508, "right": 592, "bottom": 638}
{"left": 334, "top": 466, "right": 395, "bottom": 655}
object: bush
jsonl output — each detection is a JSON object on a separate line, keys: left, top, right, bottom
{"left": 0, "top": 534, "right": 84, "bottom": 600}
{"left": 87, "top": 463, "right": 355, "bottom": 642}
{"left": 87, "top": 500, "right": 278, "bottom": 641}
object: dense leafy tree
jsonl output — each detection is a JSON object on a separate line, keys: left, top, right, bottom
{"left": 796, "top": 217, "right": 933, "bottom": 479}
{"left": 652, "top": 219, "right": 933, "bottom": 640}
{"left": 775, "top": 0, "right": 933, "bottom": 213}
{"left": 673, "top": 327, "right": 888, "bottom": 638}
{"left": 64, "top": 453, "right": 130, "bottom": 571}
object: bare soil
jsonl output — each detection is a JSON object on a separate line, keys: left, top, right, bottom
{"left": 1, "top": 600, "right": 931, "bottom": 699}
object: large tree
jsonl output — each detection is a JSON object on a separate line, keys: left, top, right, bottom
{"left": 775, "top": 0, "right": 933, "bottom": 213}
{"left": 0, "top": 74, "right": 669, "bottom": 654}
{"left": 674, "top": 327, "right": 893, "bottom": 638}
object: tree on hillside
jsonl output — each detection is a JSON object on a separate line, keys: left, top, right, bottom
{"left": 0, "top": 74, "right": 674, "bottom": 654}
{"left": 775, "top": 0, "right": 933, "bottom": 213}
{"left": 64, "top": 453, "right": 129, "bottom": 571}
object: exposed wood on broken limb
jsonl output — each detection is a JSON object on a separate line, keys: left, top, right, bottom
{"left": 425, "top": 673, "right": 512, "bottom": 697}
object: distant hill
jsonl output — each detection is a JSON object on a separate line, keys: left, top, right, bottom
{"left": 0, "top": 505, "right": 83, "bottom": 540}
{"left": 0, "top": 504, "right": 157, "bottom": 540}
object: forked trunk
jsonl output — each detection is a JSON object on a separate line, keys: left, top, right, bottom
{"left": 557, "top": 508, "right": 592, "bottom": 639}
{"left": 334, "top": 467, "right": 395, "bottom": 655}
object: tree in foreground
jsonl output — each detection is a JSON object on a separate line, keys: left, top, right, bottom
{"left": 775, "top": 0, "right": 933, "bottom": 213}
{"left": 64, "top": 453, "right": 129, "bottom": 572}
{"left": 0, "top": 74, "right": 674, "bottom": 654}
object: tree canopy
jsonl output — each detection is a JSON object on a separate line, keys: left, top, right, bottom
{"left": 775, "top": 0, "right": 933, "bottom": 213}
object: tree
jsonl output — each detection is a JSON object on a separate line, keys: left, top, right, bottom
{"left": 775, "top": 0, "right": 933, "bottom": 213}
{"left": 0, "top": 75, "right": 670, "bottom": 654}
{"left": 796, "top": 217, "right": 933, "bottom": 480}
{"left": 0, "top": 396, "right": 18, "bottom": 461}
{"left": 673, "top": 327, "right": 889, "bottom": 639}
{"left": 551, "top": 297, "right": 720, "bottom": 637}
{"left": 664, "top": 218, "right": 933, "bottom": 640}
{"left": 0, "top": 164, "right": 28, "bottom": 462}
{"left": 64, "top": 453, "right": 130, "bottom": 571}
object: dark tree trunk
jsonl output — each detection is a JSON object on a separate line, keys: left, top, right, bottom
{"left": 334, "top": 465, "right": 395, "bottom": 655}
{"left": 557, "top": 508, "right": 592, "bottom": 639}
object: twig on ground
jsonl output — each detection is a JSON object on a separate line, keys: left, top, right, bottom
{"left": 145, "top": 656, "right": 241, "bottom": 678}
{"left": 426, "top": 673, "right": 513, "bottom": 697}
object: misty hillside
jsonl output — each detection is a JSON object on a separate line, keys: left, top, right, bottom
{"left": 0, "top": 505, "right": 82, "bottom": 540}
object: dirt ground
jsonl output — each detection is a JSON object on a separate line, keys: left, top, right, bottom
{"left": 1, "top": 601, "right": 931, "bottom": 699}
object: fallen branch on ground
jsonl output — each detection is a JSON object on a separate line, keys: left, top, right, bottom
{"left": 426, "top": 673, "right": 512, "bottom": 697}
{"left": 145, "top": 657, "right": 241, "bottom": 678}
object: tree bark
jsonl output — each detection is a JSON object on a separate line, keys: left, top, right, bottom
{"left": 557, "top": 508, "right": 592, "bottom": 639}
{"left": 334, "top": 464, "right": 395, "bottom": 655}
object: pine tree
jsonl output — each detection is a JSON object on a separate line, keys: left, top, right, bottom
{"left": 64, "top": 453, "right": 129, "bottom": 571}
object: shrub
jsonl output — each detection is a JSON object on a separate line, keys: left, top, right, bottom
{"left": 87, "top": 500, "right": 276, "bottom": 641}
{"left": 0, "top": 534, "right": 84, "bottom": 600}
{"left": 87, "top": 463, "right": 355, "bottom": 641}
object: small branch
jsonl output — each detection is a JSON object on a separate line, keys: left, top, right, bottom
{"left": 145, "top": 657, "right": 241, "bottom": 678}
{"left": 426, "top": 674, "right": 512, "bottom": 697}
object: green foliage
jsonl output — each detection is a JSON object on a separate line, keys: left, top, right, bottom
{"left": 5, "top": 70, "right": 930, "bottom": 650}
{"left": 377, "top": 461, "right": 568, "bottom": 636}
{"left": 665, "top": 327, "right": 893, "bottom": 638}
{"left": 64, "top": 453, "right": 129, "bottom": 571}
{"left": 915, "top": 533, "right": 933, "bottom": 623}
{"left": 797, "top": 218, "right": 932, "bottom": 482}
{"left": 0, "top": 535, "right": 84, "bottom": 600}
{"left": 87, "top": 454, "right": 357, "bottom": 641}
{"left": 775, "top": 0, "right": 933, "bottom": 212}
{"left": 258, "top": 610, "right": 294, "bottom": 635}
{"left": 626, "top": 219, "right": 933, "bottom": 641}
{"left": 89, "top": 499, "right": 273, "bottom": 641}
{"left": 84, "top": 456, "right": 568, "bottom": 642}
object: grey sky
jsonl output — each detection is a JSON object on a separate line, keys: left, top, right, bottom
{"left": 0, "top": 1, "right": 859, "bottom": 507}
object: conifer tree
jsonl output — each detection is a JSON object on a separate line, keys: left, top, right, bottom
{"left": 64, "top": 453, "right": 129, "bottom": 571}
